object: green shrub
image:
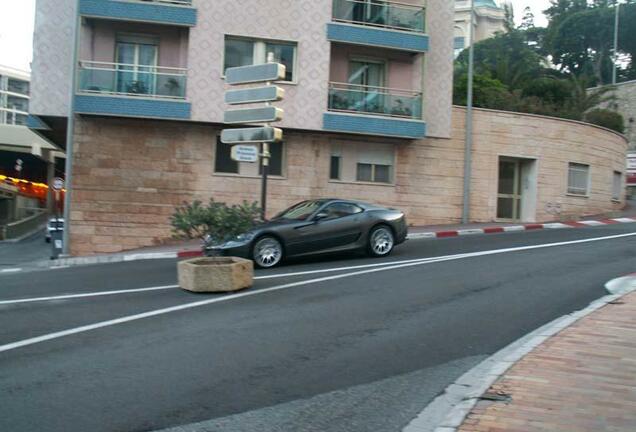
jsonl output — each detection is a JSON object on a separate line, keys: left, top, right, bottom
{"left": 171, "top": 199, "right": 261, "bottom": 242}
{"left": 583, "top": 109, "right": 625, "bottom": 134}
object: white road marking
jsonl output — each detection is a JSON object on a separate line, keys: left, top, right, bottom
{"left": 1, "top": 232, "right": 635, "bottom": 354}
{"left": 0, "top": 285, "right": 178, "bottom": 306}
{"left": 0, "top": 268, "right": 22, "bottom": 274}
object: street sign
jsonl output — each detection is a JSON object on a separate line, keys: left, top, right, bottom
{"left": 224, "top": 106, "right": 284, "bottom": 124}
{"left": 225, "top": 63, "right": 286, "bottom": 85}
{"left": 221, "top": 127, "right": 283, "bottom": 144}
{"left": 52, "top": 177, "right": 64, "bottom": 191}
{"left": 225, "top": 86, "right": 285, "bottom": 105}
{"left": 231, "top": 145, "right": 260, "bottom": 163}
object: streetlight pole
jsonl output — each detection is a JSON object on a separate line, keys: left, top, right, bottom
{"left": 462, "top": 0, "right": 475, "bottom": 224}
{"left": 612, "top": 0, "right": 620, "bottom": 85}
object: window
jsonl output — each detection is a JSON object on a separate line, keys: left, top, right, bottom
{"left": 357, "top": 163, "right": 392, "bottom": 183}
{"left": 116, "top": 36, "right": 158, "bottom": 95}
{"left": 567, "top": 163, "right": 590, "bottom": 196}
{"left": 322, "top": 202, "right": 363, "bottom": 220}
{"left": 7, "top": 78, "right": 29, "bottom": 96}
{"left": 215, "top": 138, "right": 285, "bottom": 177}
{"left": 330, "top": 155, "right": 341, "bottom": 180}
{"left": 612, "top": 171, "right": 623, "bottom": 201}
{"left": 224, "top": 36, "right": 296, "bottom": 82}
{"left": 215, "top": 138, "right": 239, "bottom": 174}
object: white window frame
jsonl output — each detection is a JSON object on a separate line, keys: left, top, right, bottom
{"left": 223, "top": 35, "right": 298, "bottom": 83}
{"left": 612, "top": 171, "right": 623, "bottom": 201}
{"left": 567, "top": 162, "right": 590, "bottom": 197}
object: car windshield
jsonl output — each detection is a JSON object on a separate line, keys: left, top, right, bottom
{"left": 273, "top": 200, "right": 327, "bottom": 221}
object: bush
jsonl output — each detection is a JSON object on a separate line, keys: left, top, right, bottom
{"left": 583, "top": 109, "right": 625, "bottom": 134}
{"left": 171, "top": 199, "right": 261, "bottom": 242}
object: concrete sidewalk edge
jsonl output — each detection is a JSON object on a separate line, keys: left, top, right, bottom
{"left": 402, "top": 274, "right": 636, "bottom": 432}
{"left": 34, "top": 217, "right": 635, "bottom": 271}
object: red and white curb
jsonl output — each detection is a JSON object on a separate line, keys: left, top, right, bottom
{"left": 408, "top": 217, "right": 636, "bottom": 240}
{"left": 403, "top": 273, "right": 636, "bottom": 432}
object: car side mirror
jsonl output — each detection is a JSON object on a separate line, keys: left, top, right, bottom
{"left": 314, "top": 212, "right": 328, "bottom": 222}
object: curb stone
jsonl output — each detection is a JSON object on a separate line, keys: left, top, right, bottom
{"left": 402, "top": 274, "right": 636, "bottom": 432}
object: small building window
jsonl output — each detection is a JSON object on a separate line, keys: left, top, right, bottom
{"left": 567, "top": 163, "right": 590, "bottom": 196}
{"left": 215, "top": 138, "right": 239, "bottom": 174}
{"left": 259, "top": 142, "right": 284, "bottom": 177}
{"left": 330, "top": 155, "right": 341, "bottom": 180}
{"left": 224, "top": 36, "right": 296, "bottom": 82}
{"left": 612, "top": 171, "right": 623, "bottom": 201}
{"left": 356, "top": 163, "right": 392, "bottom": 184}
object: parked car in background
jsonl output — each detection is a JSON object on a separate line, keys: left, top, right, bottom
{"left": 204, "top": 199, "right": 408, "bottom": 268}
{"left": 45, "top": 218, "right": 64, "bottom": 243}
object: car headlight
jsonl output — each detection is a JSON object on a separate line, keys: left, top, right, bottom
{"left": 234, "top": 232, "right": 256, "bottom": 242}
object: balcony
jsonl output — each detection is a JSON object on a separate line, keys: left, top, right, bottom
{"left": 75, "top": 61, "right": 191, "bottom": 119}
{"left": 323, "top": 82, "right": 426, "bottom": 138}
{"left": 327, "top": 0, "right": 428, "bottom": 52}
{"left": 79, "top": 0, "right": 197, "bottom": 27}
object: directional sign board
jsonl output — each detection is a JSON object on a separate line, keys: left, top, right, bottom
{"left": 225, "top": 86, "right": 285, "bottom": 105}
{"left": 224, "top": 106, "right": 283, "bottom": 124}
{"left": 231, "top": 145, "right": 259, "bottom": 163}
{"left": 221, "top": 127, "right": 283, "bottom": 144}
{"left": 225, "top": 63, "right": 286, "bottom": 85}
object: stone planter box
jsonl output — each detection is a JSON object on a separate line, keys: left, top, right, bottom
{"left": 178, "top": 257, "right": 253, "bottom": 293}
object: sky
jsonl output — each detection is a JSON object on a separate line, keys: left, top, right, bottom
{"left": 0, "top": 0, "right": 552, "bottom": 73}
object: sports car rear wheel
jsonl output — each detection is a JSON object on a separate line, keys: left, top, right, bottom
{"left": 252, "top": 236, "right": 283, "bottom": 268}
{"left": 368, "top": 225, "right": 394, "bottom": 257}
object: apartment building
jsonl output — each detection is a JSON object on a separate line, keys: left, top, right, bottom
{"left": 29, "top": 0, "right": 626, "bottom": 255}
{"left": 454, "top": 0, "right": 507, "bottom": 57}
{"left": 0, "top": 66, "right": 30, "bottom": 126}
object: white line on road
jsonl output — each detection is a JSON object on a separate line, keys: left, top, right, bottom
{"left": 0, "top": 268, "right": 22, "bottom": 274}
{"left": 0, "top": 285, "right": 178, "bottom": 306}
{"left": 1, "top": 231, "right": 635, "bottom": 354}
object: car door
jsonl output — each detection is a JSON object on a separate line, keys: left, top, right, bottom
{"left": 293, "top": 202, "right": 364, "bottom": 254}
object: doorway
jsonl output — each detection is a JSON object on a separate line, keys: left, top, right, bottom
{"left": 497, "top": 157, "right": 537, "bottom": 222}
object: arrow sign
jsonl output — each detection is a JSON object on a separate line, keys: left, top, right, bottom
{"left": 231, "top": 145, "right": 259, "bottom": 163}
{"left": 225, "top": 63, "right": 286, "bottom": 85}
{"left": 221, "top": 127, "right": 283, "bottom": 144}
{"left": 225, "top": 86, "right": 285, "bottom": 105}
{"left": 224, "top": 106, "right": 283, "bottom": 124}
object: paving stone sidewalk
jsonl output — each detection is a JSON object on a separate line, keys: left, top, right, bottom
{"left": 457, "top": 291, "right": 636, "bottom": 432}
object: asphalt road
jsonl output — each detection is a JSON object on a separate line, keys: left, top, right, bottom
{"left": 0, "top": 229, "right": 49, "bottom": 271}
{"left": 0, "top": 224, "right": 634, "bottom": 432}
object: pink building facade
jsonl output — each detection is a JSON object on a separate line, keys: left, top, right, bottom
{"left": 29, "top": 0, "right": 627, "bottom": 255}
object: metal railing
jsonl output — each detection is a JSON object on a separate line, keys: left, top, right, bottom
{"left": 78, "top": 61, "right": 188, "bottom": 99}
{"left": 332, "top": 0, "right": 426, "bottom": 33}
{"left": 328, "top": 82, "right": 422, "bottom": 119}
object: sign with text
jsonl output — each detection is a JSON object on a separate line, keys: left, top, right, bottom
{"left": 221, "top": 127, "right": 283, "bottom": 144}
{"left": 224, "top": 106, "right": 284, "bottom": 124}
{"left": 225, "top": 63, "right": 286, "bottom": 85}
{"left": 231, "top": 145, "right": 259, "bottom": 163}
{"left": 225, "top": 86, "right": 285, "bottom": 105}
{"left": 52, "top": 177, "right": 64, "bottom": 191}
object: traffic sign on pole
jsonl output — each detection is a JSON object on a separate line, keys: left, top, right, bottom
{"left": 231, "top": 145, "right": 260, "bottom": 163}
{"left": 225, "top": 63, "right": 286, "bottom": 85}
{"left": 221, "top": 127, "right": 283, "bottom": 144}
{"left": 52, "top": 177, "right": 64, "bottom": 191}
{"left": 225, "top": 86, "right": 285, "bottom": 105}
{"left": 224, "top": 106, "right": 283, "bottom": 124}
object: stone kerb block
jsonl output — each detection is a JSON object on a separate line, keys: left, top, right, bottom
{"left": 178, "top": 257, "right": 254, "bottom": 293}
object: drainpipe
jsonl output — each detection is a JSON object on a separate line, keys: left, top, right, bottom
{"left": 461, "top": 0, "right": 475, "bottom": 224}
{"left": 62, "top": 0, "right": 80, "bottom": 256}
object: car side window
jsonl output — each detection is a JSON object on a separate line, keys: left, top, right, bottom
{"left": 322, "top": 203, "right": 363, "bottom": 220}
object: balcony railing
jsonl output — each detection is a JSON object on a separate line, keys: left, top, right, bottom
{"left": 332, "top": 0, "right": 426, "bottom": 33}
{"left": 78, "top": 61, "right": 187, "bottom": 99}
{"left": 328, "top": 82, "right": 422, "bottom": 119}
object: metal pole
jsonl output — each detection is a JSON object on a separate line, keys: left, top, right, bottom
{"left": 260, "top": 143, "right": 269, "bottom": 221}
{"left": 462, "top": 0, "right": 475, "bottom": 224}
{"left": 612, "top": 1, "right": 620, "bottom": 85}
{"left": 62, "top": 0, "right": 80, "bottom": 255}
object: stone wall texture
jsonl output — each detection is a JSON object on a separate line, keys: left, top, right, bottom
{"left": 69, "top": 107, "right": 627, "bottom": 255}
{"left": 610, "top": 80, "right": 636, "bottom": 151}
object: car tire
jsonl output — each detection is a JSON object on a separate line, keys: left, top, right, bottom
{"left": 252, "top": 236, "right": 284, "bottom": 268}
{"left": 367, "top": 225, "right": 394, "bottom": 257}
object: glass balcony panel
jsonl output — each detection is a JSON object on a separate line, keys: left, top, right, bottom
{"left": 328, "top": 83, "right": 422, "bottom": 119}
{"left": 78, "top": 61, "right": 187, "bottom": 99}
{"left": 332, "top": 0, "right": 425, "bottom": 33}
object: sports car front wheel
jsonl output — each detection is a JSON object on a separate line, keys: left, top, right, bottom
{"left": 252, "top": 236, "right": 284, "bottom": 268}
{"left": 368, "top": 225, "right": 394, "bottom": 257}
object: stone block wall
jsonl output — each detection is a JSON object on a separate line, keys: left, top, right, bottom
{"left": 69, "top": 107, "right": 627, "bottom": 255}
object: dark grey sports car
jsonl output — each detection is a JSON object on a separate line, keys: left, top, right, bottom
{"left": 204, "top": 199, "right": 408, "bottom": 268}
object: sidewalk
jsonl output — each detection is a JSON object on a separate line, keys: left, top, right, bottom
{"left": 456, "top": 287, "right": 636, "bottom": 431}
